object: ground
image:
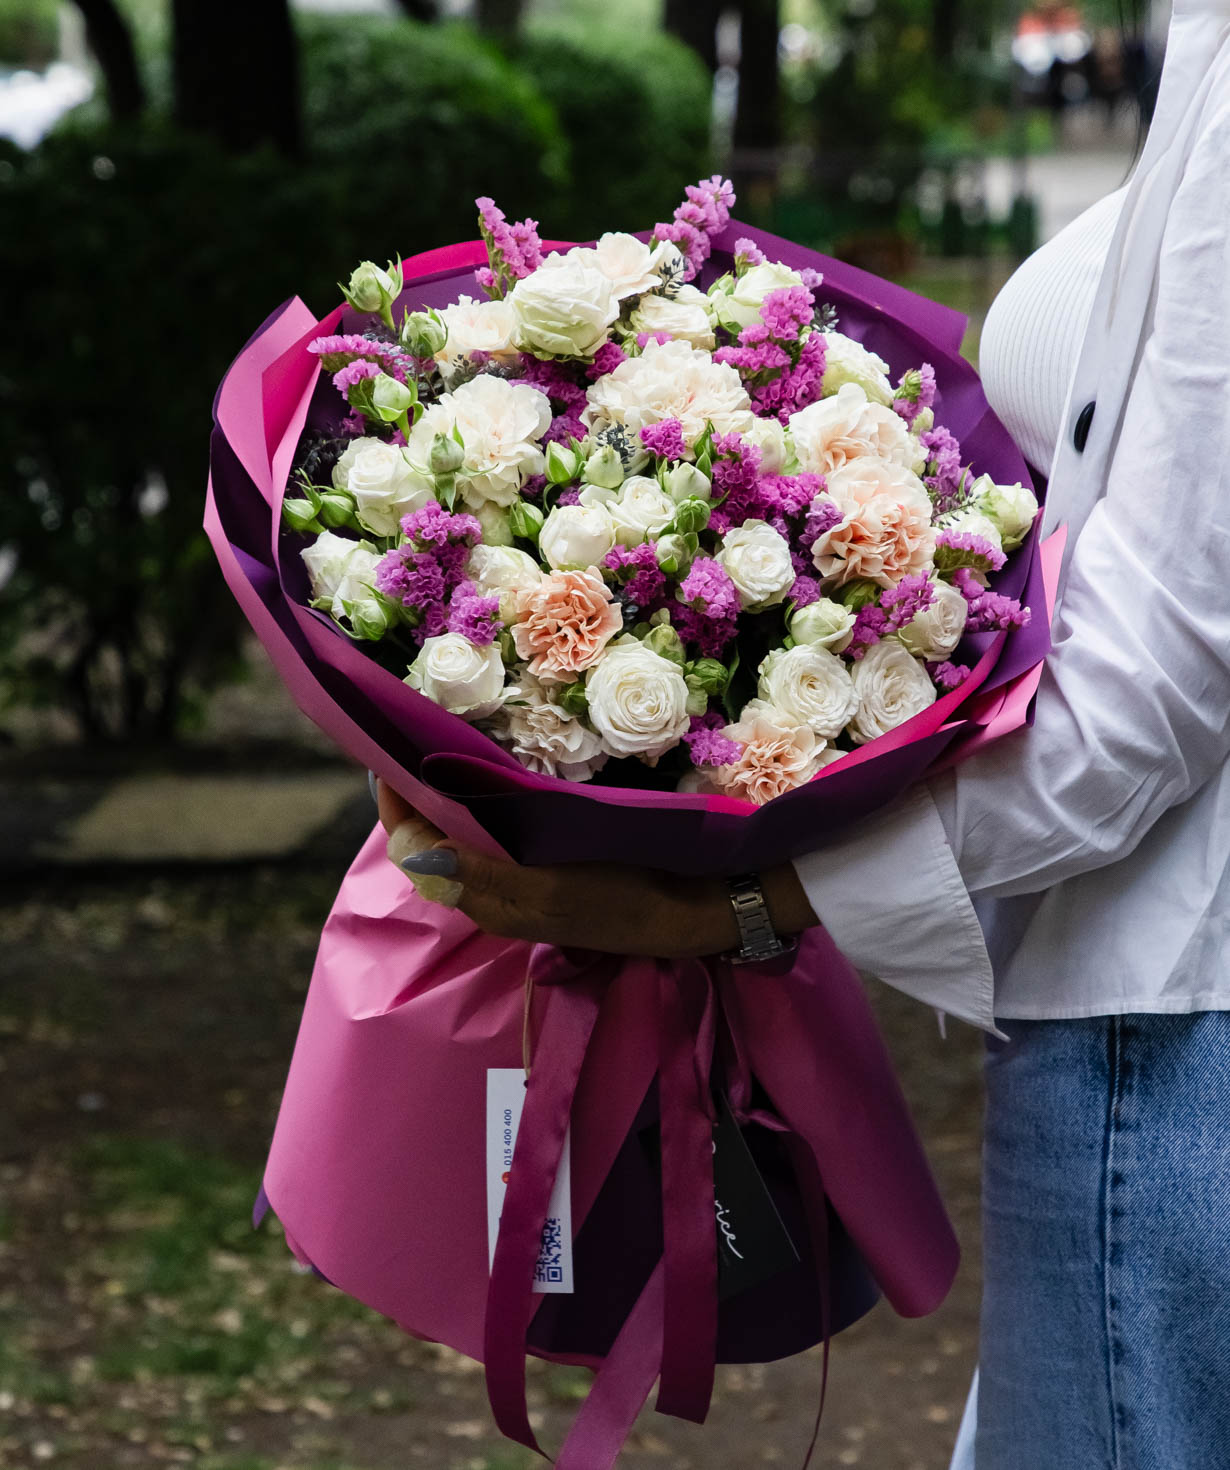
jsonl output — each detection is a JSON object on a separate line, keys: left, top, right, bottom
{"left": 0, "top": 862, "right": 985, "bottom": 1470}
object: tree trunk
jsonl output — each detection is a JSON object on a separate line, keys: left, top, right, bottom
{"left": 663, "top": 0, "right": 719, "bottom": 73}
{"left": 932, "top": 0, "right": 959, "bottom": 64}
{"left": 172, "top": 0, "right": 301, "bottom": 156}
{"left": 474, "top": 0, "right": 524, "bottom": 40}
{"left": 390, "top": 0, "right": 439, "bottom": 19}
{"left": 71, "top": 0, "right": 145, "bottom": 122}
{"left": 731, "top": 0, "right": 780, "bottom": 212}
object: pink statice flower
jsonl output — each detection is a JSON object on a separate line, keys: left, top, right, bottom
{"left": 674, "top": 556, "right": 740, "bottom": 656}
{"left": 684, "top": 712, "right": 744, "bottom": 767}
{"left": 475, "top": 196, "right": 543, "bottom": 297}
{"left": 893, "top": 363, "right": 937, "bottom": 427}
{"left": 639, "top": 419, "right": 689, "bottom": 463}
{"left": 309, "top": 333, "right": 414, "bottom": 382}
{"left": 951, "top": 568, "right": 1030, "bottom": 631}
{"left": 880, "top": 573, "right": 936, "bottom": 633}
{"left": 733, "top": 237, "right": 766, "bottom": 270}
{"left": 587, "top": 341, "right": 627, "bottom": 380}
{"left": 846, "top": 603, "right": 888, "bottom": 660}
{"left": 921, "top": 426, "right": 967, "bottom": 512}
{"left": 332, "top": 359, "right": 382, "bottom": 396}
{"left": 707, "top": 432, "right": 764, "bottom": 534}
{"left": 652, "top": 175, "right": 735, "bottom": 280}
{"left": 936, "top": 529, "right": 1007, "bottom": 574}
{"left": 929, "top": 660, "right": 973, "bottom": 692}
{"left": 447, "top": 582, "right": 503, "bottom": 645}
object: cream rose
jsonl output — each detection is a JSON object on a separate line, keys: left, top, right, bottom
{"left": 331, "top": 437, "right": 435, "bottom": 537}
{"left": 434, "top": 293, "right": 519, "bottom": 381}
{"left": 609, "top": 476, "right": 677, "bottom": 546}
{"left": 897, "top": 578, "right": 968, "bottom": 660}
{"left": 757, "top": 644, "right": 859, "bottom": 739}
{"left": 711, "top": 261, "right": 806, "bottom": 334}
{"left": 742, "top": 416, "right": 789, "bottom": 475}
{"left": 709, "top": 702, "right": 829, "bottom": 806}
{"left": 938, "top": 505, "right": 1004, "bottom": 554}
{"left": 716, "top": 520, "right": 796, "bottom": 608}
{"left": 821, "top": 331, "right": 894, "bottom": 405}
{"left": 301, "top": 532, "right": 380, "bottom": 610}
{"left": 490, "top": 670, "right": 609, "bottom": 781}
{"left": 508, "top": 252, "right": 619, "bottom": 358}
{"left": 570, "top": 233, "right": 680, "bottom": 301}
{"left": 406, "top": 633, "right": 507, "bottom": 720}
{"left": 813, "top": 457, "right": 936, "bottom": 588}
{"left": 409, "top": 375, "right": 551, "bottom": 510}
{"left": 583, "top": 337, "right": 754, "bottom": 447}
{"left": 585, "top": 639, "right": 691, "bottom": 760}
{"left": 538, "top": 503, "right": 617, "bottom": 571}
{"left": 628, "top": 285, "right": 716, "bottom": 350}
{"left": 847, "top": 640, "right": 937, "bottom": 744}
{"left": 789, "top": 382, "right": 916, "bottom": 477}
{"left": 466, "top": 544, "right": 544, "bottom": 622}
{"left": 970, "top": 477, "right": 1039, "bottom": 552}
{"left": 790, "top": 597, "right": 856, "bottom": 652}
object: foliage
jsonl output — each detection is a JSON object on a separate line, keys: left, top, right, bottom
{"left": 0, "top": 0, "right": 59, "bottom": 67}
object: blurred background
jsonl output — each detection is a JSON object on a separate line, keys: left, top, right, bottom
{"left": 0, "top": 2, "right": 1161, "bottom": 1466}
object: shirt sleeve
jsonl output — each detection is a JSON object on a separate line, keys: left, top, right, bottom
{"left": 795, "top": 97, "right": 1230, "bottom": 1025}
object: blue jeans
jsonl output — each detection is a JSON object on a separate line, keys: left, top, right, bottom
{"left": 949, "top": 1014, "right": 1230, "bottom": 1470}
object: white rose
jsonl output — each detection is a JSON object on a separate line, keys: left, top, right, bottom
{"left": 406, "top": 633, "right": 506, "bottom": 720}
{"left": 789, "top": 382, "right": 916, "bottom": 477}
{"left": 434, "top": 294, "right": 519, "bottom": 382}
{"left": 408, "top": 375, "right": 551, "bottom": 510}
{"left": 585, "top": 638, "right": 691, "bottom": 759}
{"left": 971, "top": 477, "right": 1039, "bottom": 552}
{"left": 301, "top": 531, "right": 380, "bottom": 609}
{"left": 538, "top": 503, "right": 617, "bottom": 571}
{"left": 508, "top": 252, "right": 619, "bottom": 358}
{"left": 711, "top": 261, "right": 805, "bottom": 334}
{"left": 790, "top": 597, "right": 856, "bottom": 652}
{"left": 466, "top": 544, "right": 544, "bottom": 622}
{"left": 628, "top": 285, "right": 716, "bottom": 350}
{"left": 583, "top": 337, "right": 754, "bottom": 447}
{"left": 821, "top": 331, "right": 894, "bottom": 405}
{"left": 897, "top": 578, "right": 968, "bottom": 660}
{"left": 570, "top": 233, "right": 679, "bottom": 301}
{"left": 757, "top": 644, "right": 859, "bottom": 740}
{"left": 332, "top": 438, "right": 435, "bottom": 537}
{"left": 938, "top": 506, "right": 1004, "bottom": 553}
{"left": 716, "top": 520, "right": 796, "bottom": 608}
{"left": 742, "top": 417, "right": 788, "bottom": 475}
{"left": 847, "top": 640, "right": 937, "bottom": 745}
{"left": 489, "top": 670, "right": 609, "bottom": 781}
{"left": 610, "top": 476, "right": 677, "bottom": 546}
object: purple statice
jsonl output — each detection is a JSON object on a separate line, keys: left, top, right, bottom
{"left": 674, "top": 556, "right": 740, "bottom": 656}
{"left": 929, "top": 660, "right": 973, "bottom": 692}
{"left": 715, "top": 296, "right": 827, "bottom": 423}
{"left": 893, "top": 363, "right": 937, "bottom": 427}
{"left": 751, "top": 331, "right": 827, "bottom": 422}
{"left": 798, "top": 267, "right": 824, "bottom": 292}
{"left": 652, "top": 175, "right": 735, "bottom": 280}
{"left": 332, "top": 359, "right": 382, "bottom": 397}
{"left": 760, "top": 286, "right": 815, "bottom": 340}
{"left": 375, "top": 549, "right": 445, "bottom": 617}
{"left": 603, "top": 542, "right": 667, "bottom": 607}
{"left": 544, "top": 409, "right": 588, "bottom": 448}
{"left": 555, "top": 487, "right": 581, "bottom": 507}
{"left": 921, "top": 426, "right": 966, "bottom": 513}
{"left": 401, "top": 502, "right": 482, "bottom": 584}
{"left": 936, "top": 529, "right": 1007, "bottom": 575}
{"left": 951, "top": 569, "right": 1031, "bottom": 632}
{"left": 475, "top": 196, "right": 543, "bottom": 296}
{"left": 733, "top": 237, "right": 766, "bottom": 270}
{"left": 788, "top": 573, "right": 823, "bottom": 609}
{"left": 799, "top": 496, "right": 845, "bottom": 556}
{"left": 846, "top": 604, "right": 888, "bottom": 660}
{"left": 521, "top": 473, "right": 546, "bottom": 500}
{"left": 714, "top": 336, "right": 793, "bottom": 378}
{"left": 587, "top": 341, "right": 627, "bottom": 380}
{"left": 684, "top": 712, "right": 743, "bottom": 768}
{"left": 639, "top": 419, "right": 689, "bottom": 462}
{"left": 759, "top": 472, "right": 825, "bottom": 523}
{"left": 707, "top": 432, "right": 763, "bottom": 533}
{"left": 309, "top": 333, "right": 414, "bottom": 381}
{"left": 446, "top": 582, "right": 503, "bottom": 645}
{"left": 518, "top": 354, "right": 588, "bottom": 413}
{"left": 378, "top": 504, "right": 482, "bottom": 643}
{"left": 880, "top": 573, "right": 936, "bottom": 634}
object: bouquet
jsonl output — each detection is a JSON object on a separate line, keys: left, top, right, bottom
{"left": 206, "top": 177, "right": 1059, "bottom": 1469}
{"left": 287, "top": 178, "right": 1040, "bottom": 807}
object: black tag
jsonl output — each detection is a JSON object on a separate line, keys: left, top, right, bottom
{"left": 711, "top": 1095, "right": 800, "bottom": 1301}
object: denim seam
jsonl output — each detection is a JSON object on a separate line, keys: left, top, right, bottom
{"left": 1101, "top": 1017, "right": 1124, "bottom": 1470}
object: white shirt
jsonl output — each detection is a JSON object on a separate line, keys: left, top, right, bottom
{"left": 794, "top": 1, "right": 1230, "bottom": 1032}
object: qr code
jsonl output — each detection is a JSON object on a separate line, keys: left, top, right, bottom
{"left": 534, "top": 1216, "right": 565, "bottom": 1285}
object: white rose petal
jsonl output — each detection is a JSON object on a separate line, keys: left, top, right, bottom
{"left": 742, "top": 416, "right": 788, "bottom": 475}
{"left": 406, "top": 633, "right": 507, "bottom": 720}
{"left": 538, "top": 503, "right": 617, "bottom": 571}
{"left": 757, "top": 644, "right": 859, "bottom": 739}
{"left": 570, "top": 233, "right": 679, "bottom": 301}
{"left": 711, "top": 261, "right": 805, "bottom": 334}
{"left": 585, "top": 639, "right": 691, "bottom": 760}
{"left": 610, "top": 476, "right": 677, "bottom": 546}
{"left": 789, "top": 382, "right": 916, "bottom": 476}
{"left": 434, "top": 294, "right": 519, "bottom": 382}
{"left": 466, "top": 544, "right": 545, "bottom": 622}
{"left": 938, "top": 506, "right": 1004, "bottom": 553}
{"left": 628, "top": 285, "right": 716, "bottom": 350}
{"left": 583, "top": 337, "right": 754, "bottom": 448}
{"left": 715, "top": 520, "right": 796, "bottom": 608}
{"left": 847, "top": 640, "right": 937, "bottom": 744}
{"left": 301, "top": 531, "right": 380, "bottom": 608}
{"left": 508, "top": 252, "right": 619, "bottom": 358}
{"left": 897, "top": 578, "right": 968, "bottom": 660}
{"left": 408, "top": 375, "right": 551, "bottom": 510}
{"left": 821, "top": 331, "right": 894, "bottom": 405}
{"left": 971, "top": 477, "right": 1039, "bottom": 552}
{"left": 332, "top": 438, "right": 435, "bottom": 537}
{"left": 488, "top": 669, "right": 609, "bottom": 781}
{"left": 790, "top": 597, "right": 856, "bottom": 652}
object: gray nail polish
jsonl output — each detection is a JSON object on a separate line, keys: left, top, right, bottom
{"left": 368, "top": 770, "right": 379, "bottom": 806}
{"left": 401, "top": 849, "right": 459, "bottom": 878}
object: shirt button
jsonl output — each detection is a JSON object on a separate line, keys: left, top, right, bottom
{"left": 1073, "top": 400, "right": 1095, "bottom": 452}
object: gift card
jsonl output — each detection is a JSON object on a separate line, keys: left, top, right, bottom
{"left": 486, "top": 1068, "right": 573, "bottom": 1294}
{"left": 712, "top": 1095, "right": 800, "bottom": 1301}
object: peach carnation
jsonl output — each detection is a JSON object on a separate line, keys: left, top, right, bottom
{"left": 709, "top": 702, "right": 833, "bottom": 806}
{"left": 511, "top": 568, "right": 623, "bottom": 682}
{"left": 811, "top": 455, "right": 935, "bottom": 588}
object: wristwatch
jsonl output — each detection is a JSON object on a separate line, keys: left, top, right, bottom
{"left": 726, "top": 873, "right": 796, "bottom": 965}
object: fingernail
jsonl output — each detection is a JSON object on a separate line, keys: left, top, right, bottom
{"left": 368, "top": 770, "right": 379, "bottom": 806}
{"left": 401, "top": 849, "right": 459, "bottom": 878}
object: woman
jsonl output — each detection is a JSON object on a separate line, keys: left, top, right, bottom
{"left": 383, "top": 2, "right": 1230, "bottom": 1462}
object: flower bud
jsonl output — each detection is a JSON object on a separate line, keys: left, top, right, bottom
{"left": 558, "top": 681, "right": 590, "bottom": 718}
{"left": 400, "top": 308, "right": 447, "bottom": 359}
{"left": 642, "top": 622, "right": 686, "bottom": 667}
{"left": 896, "top": 368, "right": 924, "bottom": 403}
{"left": 545, "top": 440, "right": 583, "bottom": 486}
{"left": 912, "top": 406, "right": 935, "bottom": 435}
{"left": 475, "top": 501, "right": 514, "bottom": 547}
{"left": 671, "top": 497, "right": 711, "bottom": 536}
{"left": 583, "top": 444, "right": 625, "bottom": 490}
{"left": 498, "top": 629, "right": 518, "bottom": 665}
{"left": 836, "top": 579, "right": 881, "bottom": 611}
{"left": 282, "top": 498, "right": 323, "bottom": 534}
{"left": 508, "top": 498, "right": 545, "bottom": 541}
{"left": 790, "top": 598, "right": 856, "bottom": 651}
{"left": 371, "top": 373, "right": 415, "bottom": 423}
{"left": 655, "top": 533, "right": 691, "bottom": 576}
{"left": 344, "top": 596, "right": 392, "bottom": 641}
{"left": 686, "top": 657, "right": 731, "bottom": 696}
{"left": 317, "top": 492, "right": 356, "bottom": 529}
{"left": 341, "top": 258, "right": 403, "bottom": 325}
{"left": 684, "top": 677, "right": 711, "bottom": 717}
{"left": 429, "top": 430, "right": 465, "bottom": 476}
{"left": 665, "top": 462, "right": 712, "bottom": 503}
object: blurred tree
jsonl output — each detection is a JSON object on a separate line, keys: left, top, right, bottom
{"left": 663, "top": 0, "right": 719, "bottom": 71}
{"left": 475, "top": 0, "right": 525, "bottom": 39}
{"left": 733, "top": 0, "right": 781, "bottom": 151}
{"left": 70, "top": 0, "right": 145, "bottom": 120}
{"left": 390, "top": 0, "right": 439, "bottom": 17}
{"left": 172, "top": 0, "right": 301, "bottom": 154}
